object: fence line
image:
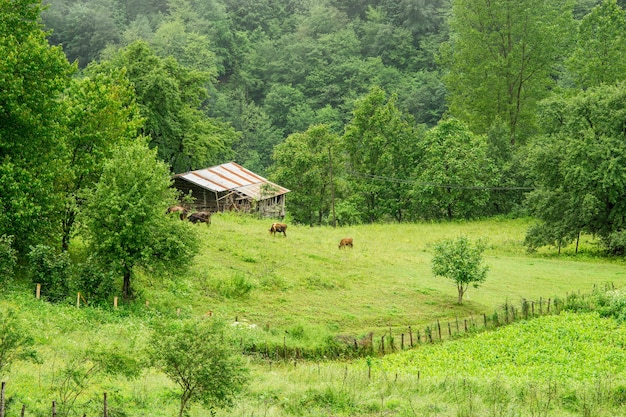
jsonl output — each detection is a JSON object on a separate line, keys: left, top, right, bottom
{"left": 243, "top": 283, "right": 616, "bottom": 361}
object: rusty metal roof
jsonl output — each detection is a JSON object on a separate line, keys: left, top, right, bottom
{"left": 173, "top": 162, "right": 290, "bottom": 201}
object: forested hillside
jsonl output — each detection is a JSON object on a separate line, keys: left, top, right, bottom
{"left": 4, "top": 0, "right": 626, "bottom": 282}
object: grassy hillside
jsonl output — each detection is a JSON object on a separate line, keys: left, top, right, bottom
{"left": 3, "top": 214, "right": 626, "bottom": 416}
{"left": 144, "top": 213, "right": 626, "bottom": 336}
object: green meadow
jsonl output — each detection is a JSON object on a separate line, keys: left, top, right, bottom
{"left": 5, "top": 214, "right": 626, "bottom": 416}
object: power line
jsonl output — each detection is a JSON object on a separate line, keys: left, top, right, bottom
{"left": 346, "top": 170, "right": 536, "bottom": 191}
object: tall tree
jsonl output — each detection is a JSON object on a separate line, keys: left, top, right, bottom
{"left": 526, "top": 83, "right": 626, "bottom": 254}
{"left": 57, "top": 69, "right": 143, "bottom": 251}
{"left": 80, "top": 140, "right": 199, "bottom": 299}
{"left": 0, "top": 0, "right": 75, "bottom": 255}
{"left": 412, "top": 118, "right": 493, "bottom": 219}
{"left": 94, "top": 41, "right": 235, "bottom": 173}
{"left": 567, "top": 0, "right": 626, "bottom": 88}
{"left": 271, "top": 124, "right": 342, "bottom": 225}
{"left": 343, "top": 86, "right": 420, "bottom": 222}
{"left": 441, "top": 0, "right": 575, "bottom": 144}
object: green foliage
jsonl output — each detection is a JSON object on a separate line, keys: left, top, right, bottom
{"left": 94, "top": 41, "right": 234, "bottom": 173}
{"left": 567, "top": 0, "right": 626, "bottom": 88}
{"left": 148, "top": 318, "right": 248, "bottom": 417}
{"left": 271, "top": 124, "right": 342, "bottom": 225}
{"left": 0, "top": 235, "right": 17, "bottom": 284}
{"left": 442, "top": 0, "right": 576, "bottom": 143}
{"left": 526, "top": 83, "right": 626, "bottom": 253}
{"left": 80, "top": 140, "right": 199, "bottom": 299}
{"left": 58, "top": 67, "right": 144, "bottom": 251}
{"left": 431, "top": 236, "right": 489, "bottom": 304}
{"left": 54, "top": 346, "right": 141, "bottom": 417}
{"left": 412, "top": 118, "right": 494, "bottom": 220}
{"left": 0, "top": 0, "right": 75, "bottom": 256}
{"left": 69, "top": 257, "right": 118, "bottom": 306}
{"left": 0, "top": 308, "right": 39, "bottom": 375}
{"left": 343, "top": 86, "right": 420, "bottom": 222}
{"left": 27, "top": 244, "right": 71, "bottom": 303}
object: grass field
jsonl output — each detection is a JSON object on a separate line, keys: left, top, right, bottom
{"left": 148, "top": 213, "right": 626, "bottom": 336}
{"left": 4, "top": 214, "right": 626, "bottom": 416}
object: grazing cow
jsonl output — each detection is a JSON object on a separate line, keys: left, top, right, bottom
{"left": 339, "top": 237, "right": 353, "bottom": 249}
{"left": 188, "top": 211, "right": 211, "bottom": 224}
{"left": 269, "top": 222, "right": 287, "bottom": 237}
{"left": 166, "top": 205, "right": 188, "bottom": 220}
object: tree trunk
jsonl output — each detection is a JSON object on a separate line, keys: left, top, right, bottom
{"left": 457, "top": 286, "right": 464, "bottom": 304}
{"left": 122, "top": 269, "right": 132, "bottom": 299}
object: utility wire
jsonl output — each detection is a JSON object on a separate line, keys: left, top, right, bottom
{"left": 347, "top": 170, "right": 536, "bottom": 191}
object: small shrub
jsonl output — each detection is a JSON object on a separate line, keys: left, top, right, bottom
{"left": 70, "top": 258, "right": 117, "bottom": 306}
{"left": 28, "top": 244, "right": 71, "bottom": 302}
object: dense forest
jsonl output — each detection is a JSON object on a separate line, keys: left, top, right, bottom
{"left": 3, "top": 0, "right": 626, "bottom": 285}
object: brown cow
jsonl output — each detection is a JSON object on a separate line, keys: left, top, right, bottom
{"left": 339, "top": 237, "right": 353, "bottom": 249}
{"left": 166, "top": 205, "right": 188, "bottom": 220}
{"left": 188, "top": 211, "right": 211, "bottom": 224}
{"left": 269, "top": 222, "right": 287, "bottom": 237}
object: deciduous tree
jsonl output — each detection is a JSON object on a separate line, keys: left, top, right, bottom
{"left": 441, "top": 0, "right": 575, "bottom": 144}
{"left": 271, "top": 125, "right": 342, "bottom": 225}
{"left": 343, "top": 87, "right": 420, "bottom": 222}
{"left": 80, "top": 140, "right": 199, "bottom": 299}
{"left": 431, "top": 236, "right": 488, "bottom": 304}
{"left": 566, "top": 0, "right": 626, "bottom": 88}
{"left": 0, "top": 0, "right": 75, "bottom": 255}
{"left": 412, "top": 118, "right": 493, "bottom": 220}
{"left": 148, "top": 318, "right": 248, "bottom": 417}
{"left": 525, "top": 83, "right": 626, "bottom": 254}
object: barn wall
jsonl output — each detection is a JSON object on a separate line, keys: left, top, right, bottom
{"left": 172, "top": 178, "right": 286, "bottom": 218}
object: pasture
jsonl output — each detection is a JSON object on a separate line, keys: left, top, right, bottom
{"left": 146, "top": 213, "right": 626, "bottom": 337}
{"left": 4, "top": 214, "right": 626, "bottom": 416}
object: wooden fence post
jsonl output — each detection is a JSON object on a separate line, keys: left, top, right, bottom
{"left": 36, "top": 283, "right": 41, "bottom": 299}
{"left": 52, "top": 400, "right": 56, "bottom": 417}
{"left": 547, "top": 299, "right": 551, "bottom": 314}
{"left": 401, "top": 333, "right": 405, "bottom": 350}
{"left": 437, "top": 320, "right": 442, "bottom": 341}
{"left": 103, "top": 392, "right": 108, "bottom": 417}
{"left": 483, "top": 313, "right": 487, "bottom": 329}
{"left": 76, "top": 292, "right": 81, "bottom": 308}
{"left": 21, "top": 405, "right": 25, "bottom": 417}
{"left": 409, "top": 326, "right": 413, "bottom": 347}
{"left": 114, "top": 296, "right": 118, "bottom": 309}
{"left": 448, "top": 322, "right": 452, "bottom": 336}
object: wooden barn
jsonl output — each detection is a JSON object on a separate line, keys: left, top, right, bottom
{"left": 172, "top": 162, "right": 290, "bottom": 218}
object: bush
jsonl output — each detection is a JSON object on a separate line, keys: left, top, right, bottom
{"left": 28, "top": 244, "right": 71, "bottom": 302}
{"left": 70, "top": 257, "right": 118, "bottom": 306}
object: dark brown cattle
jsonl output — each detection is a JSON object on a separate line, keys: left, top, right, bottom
{"left": 269, "top": 222, "right": 287, "bottom": 237}
{"left": 188, "top": 211, "right": 211, "bottom": 224}
{"left": 339, "top": 237, "right": 353, "bottom": 249}
{"left": 166, "top": 205, "right": 188, "bottom": 220}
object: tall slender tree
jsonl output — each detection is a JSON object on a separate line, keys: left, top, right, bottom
{"left": 567, "top": 0, "right": 626, "bottom": 88}
{"left": 441, "top": 0, "right": 575, "bottom": 144}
